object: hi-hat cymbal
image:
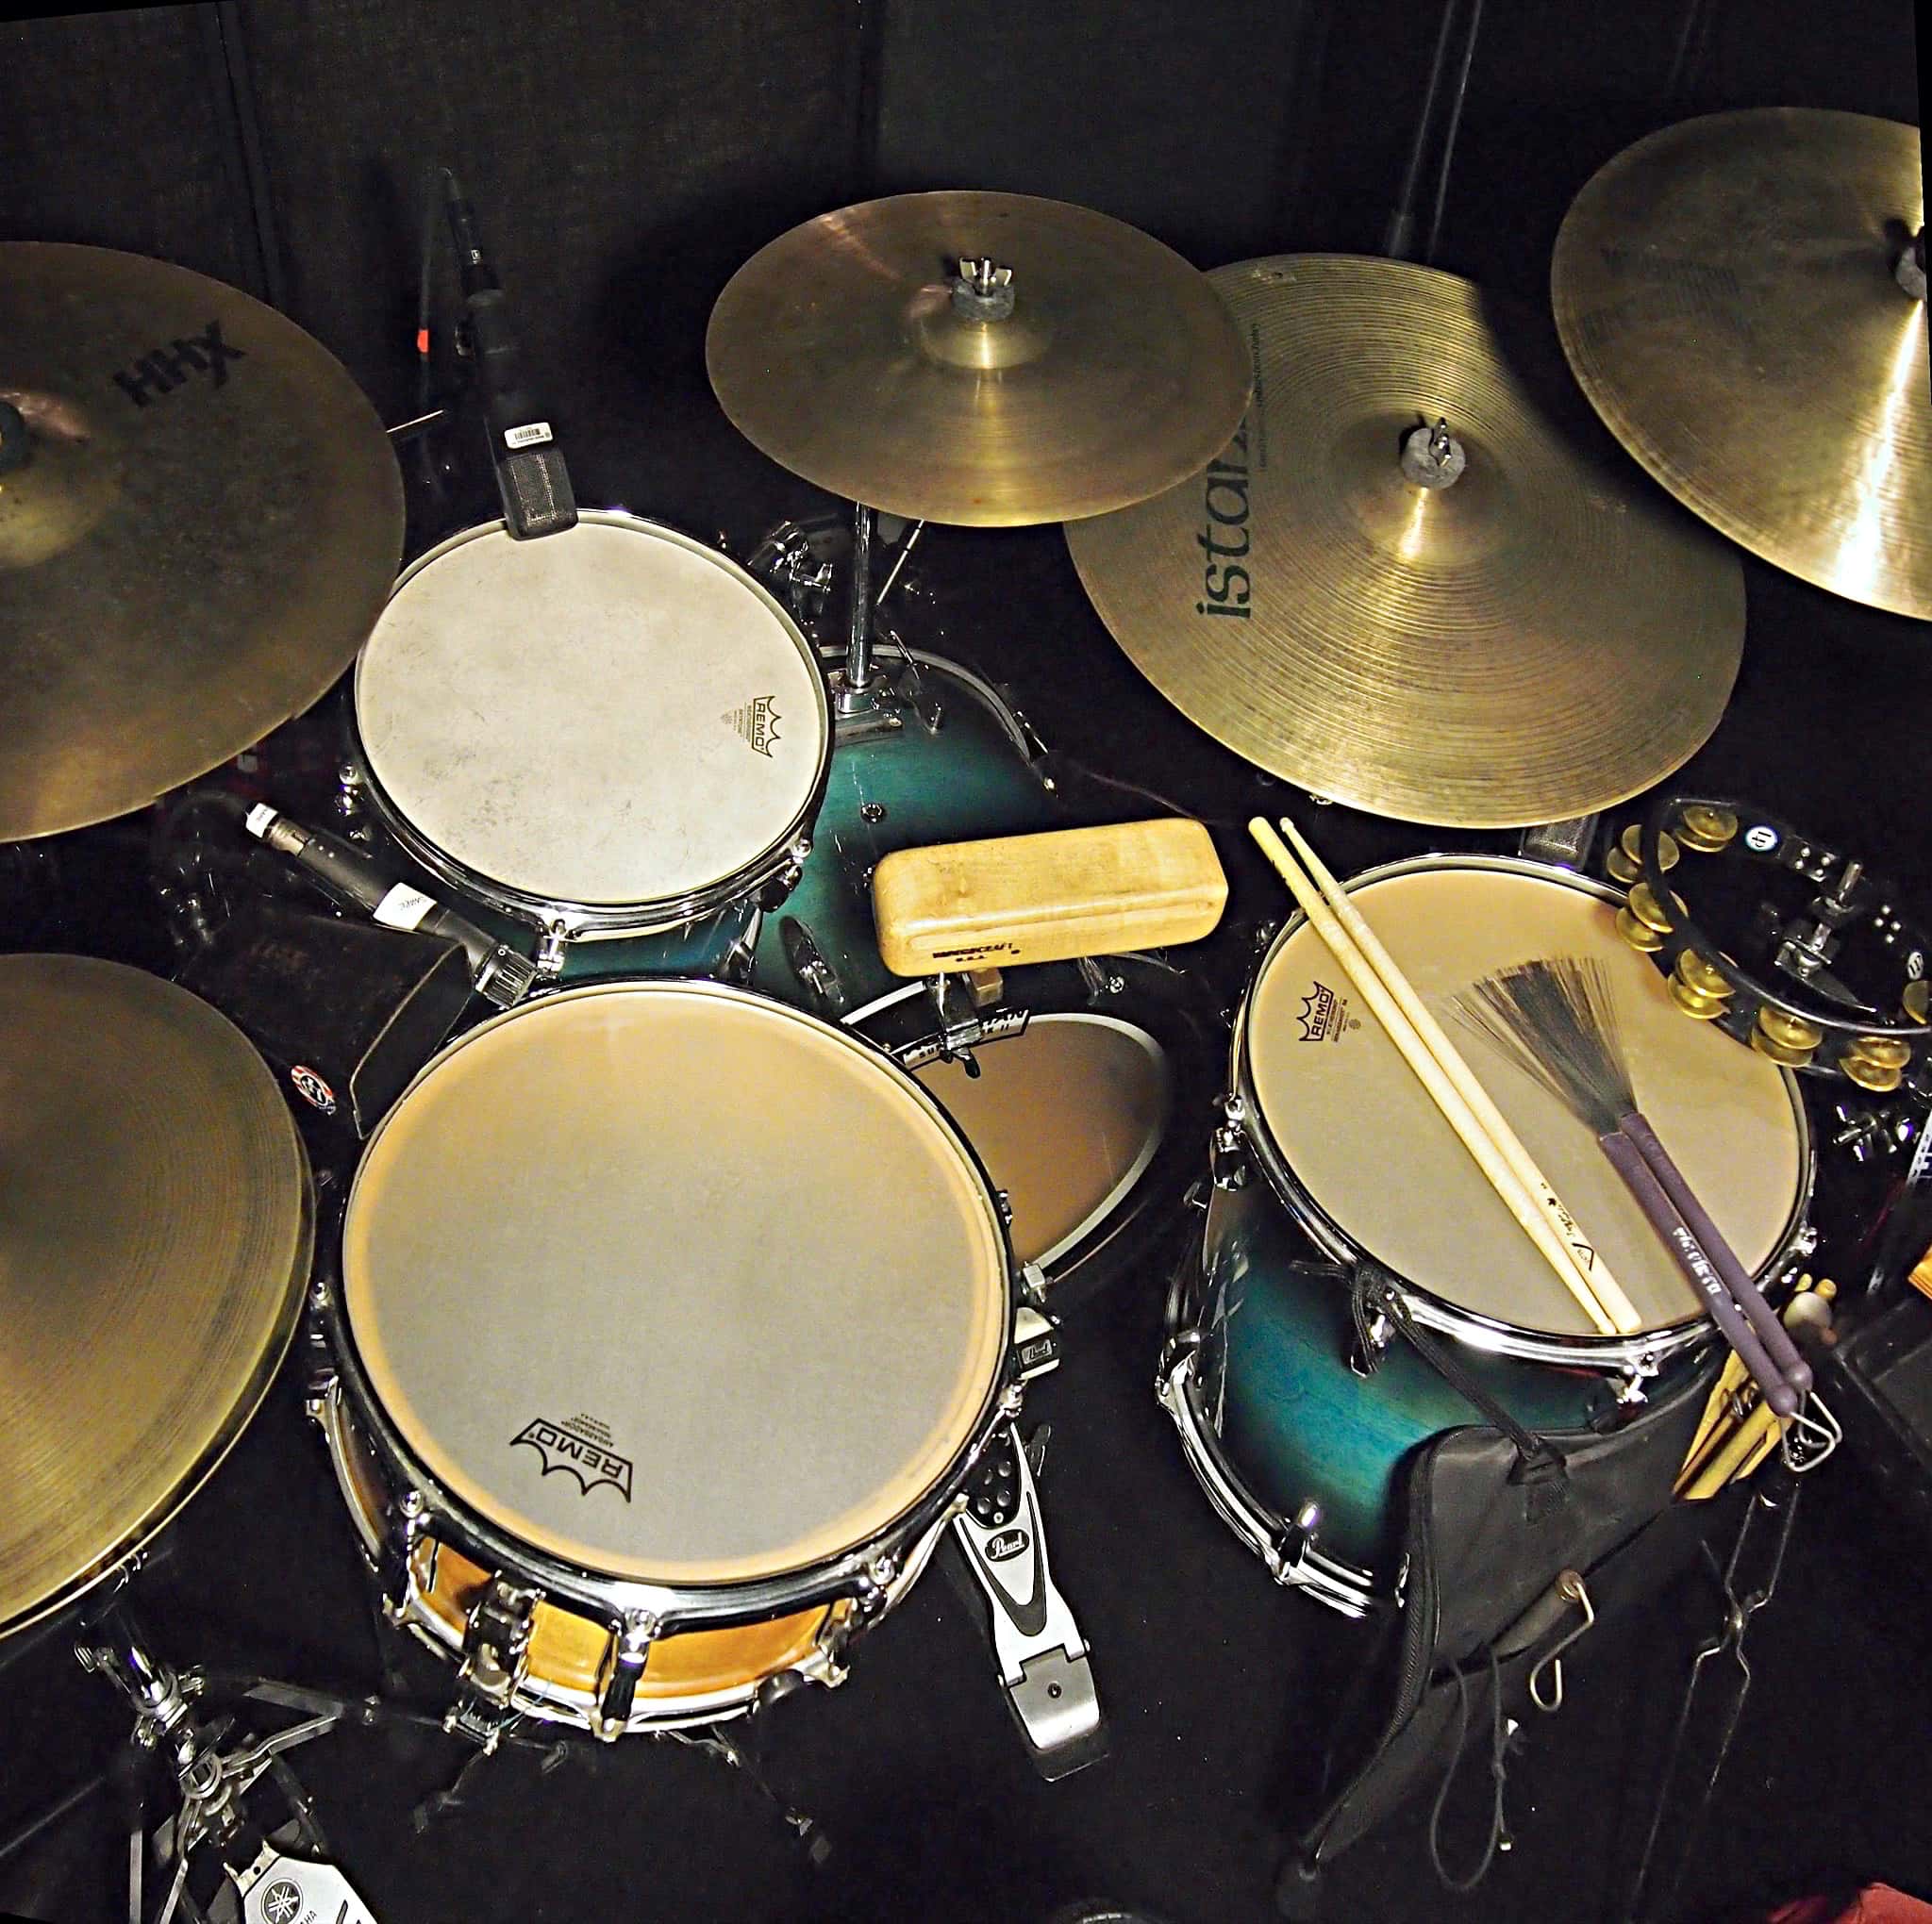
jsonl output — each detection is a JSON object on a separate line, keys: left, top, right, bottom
{"left": 0, "top": 955, "right": 312, "bottom": 1637}
{"left": 0, "top": 244, "right": 405, "bottom": 841}
{"left": 705, "top": 191, "right": 1251, "bottom": 526}
{"left": 1066, "top": 256, "right": 1746, "bottom": 828}
{"left": 1553, "top": 109, "right": 1929, "bottom": 621}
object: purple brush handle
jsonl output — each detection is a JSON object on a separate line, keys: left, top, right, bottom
{"left": 1595, "top": 1131, "right": 1801, "bottom": 1419}
{"left": 1618, "top": 1109, "right": 1814, "bottom": 1399}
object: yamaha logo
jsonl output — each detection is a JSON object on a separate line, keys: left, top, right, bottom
{"left": 260, "top": 1880, "right": 303, "bottom": 1923}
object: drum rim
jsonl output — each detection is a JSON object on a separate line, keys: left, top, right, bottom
{"left": 1231, "top": 852, "right": 1817, "bottom": 1371}
{"left": 325, "top": 977, "right": 1019, "bottom": 1618}
{"left": 348, "top": 510, "right": 833, "bottom": 936}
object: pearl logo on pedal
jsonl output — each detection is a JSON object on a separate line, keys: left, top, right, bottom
{"left": 723, "top": 695, "right": 783, "bottom": 757}
{"left": 984, "top": 1528, "right": 1030, "bottom": 1563}
{"left": 510, "top": 1416, "right": 634, "bottom": 1502}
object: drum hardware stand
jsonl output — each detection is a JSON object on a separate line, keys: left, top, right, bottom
{"left": 891, "top": 973, "right": 1031, "bottom": 1077}
{"left": 54, "top": 1601, "right": 387, "bottom": 1924}
{"left": 947, "top": 1418, "right": 1108, "bottom": 1781}
{"left": 1621, "top": 1475, "right": 1803, "bottom": 1924}
{"left": 1518, "top": 813, "right": 1602, "bottom": 871}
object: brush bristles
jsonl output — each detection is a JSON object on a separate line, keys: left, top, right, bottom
{"left": 1452, "top": 955, "right": 1637, "bottom": 1136}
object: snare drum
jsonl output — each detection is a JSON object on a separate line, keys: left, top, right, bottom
{"left": 750, "top": 648, "right": 1209, "bottom": 1302}
{"left": 1161, "top": 855, "right": 1815, "bottom": 1617}
{"left": 345, "top": 511, "right": 830, "bottom": 978}
{"left": 315, "top": 979, "right": 1017, "bottom": 1735}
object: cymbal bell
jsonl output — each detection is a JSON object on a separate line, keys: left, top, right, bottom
{"left": 0, "top": 244, "right": 405, "bottom": 840}
{"left": 1553, "top": 109, "right": 1929, "bottom": 621}
{"left": 1065, "top": 255, "right": 1746, "bottom": 828}
{"left": 706, "top": 191, "right": 1251, "bottom": 526}
{"left": 0, "top": 955, "right": 312, "bottom": 1637}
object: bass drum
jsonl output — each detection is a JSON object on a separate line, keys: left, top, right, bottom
{"left": 750, "top": 647, "right": 1215, "bottom": 1305}
{"left": 1161, "top": 854, "right": 1816, "bottom": 1616}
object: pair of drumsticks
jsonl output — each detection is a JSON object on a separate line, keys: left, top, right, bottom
{"left": 1248, "top": 818, "right": 1813, "bottom": 1418}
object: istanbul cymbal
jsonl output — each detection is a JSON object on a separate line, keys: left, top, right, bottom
{"left": 0, "top": 243, "right": 404, "bottom": 840}
{"left": 1553, "top": 109, "right": 1928, "bottom": 621}
{"left": 706, "top": 191, "right": 1251, "bottom": 525}
{"left": 0, "top": 955, "right": 312, "bottom": 1637}
{"left": 1064, "top": 255, "right": 1746, "bottom": 828}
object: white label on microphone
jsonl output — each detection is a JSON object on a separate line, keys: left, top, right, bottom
{"left": 374, "top": 883, "right": 437, "bottom": 932}
{"left": 504, "top": 421, "right": 553, "bottom": 450}
{"left": 244, "top": 803, "right": 277, "bottom": 838}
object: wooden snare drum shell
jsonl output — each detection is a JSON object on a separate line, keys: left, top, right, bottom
{"left": 326, "top": 1392, "right": 843, "bottom": 1715}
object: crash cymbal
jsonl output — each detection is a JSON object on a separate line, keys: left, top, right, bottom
{"left": 1065, "top": 256, "right": 1746, "bottom": 827}
{"left": 706, "top": 191, "right": 1250, "bottom": 525}
{"left": 0, "top": 955, "right": 311, "bottom": 1636}
{"left": 1553, "top": 110, "right": 1929, "bottom": 621}
{"left": 0, "top": 243, "right": 404, "bottom": 840}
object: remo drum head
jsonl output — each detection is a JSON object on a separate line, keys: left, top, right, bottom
{"left": 353, "top": 512, "right": 828, "bottom": 918}
{"left": 1242, "top": 857, "right": 1808, "bottom": 1342}
{"left": 340, "top": 981, "right": 1010, "bottom": 1584}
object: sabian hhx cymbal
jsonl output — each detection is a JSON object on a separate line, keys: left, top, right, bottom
{"left": 0, "top": 243, "right": 404, "bottom": 840}
{"left": 1065, "top": 255, "right": 1746, "bottom": 828}
{"left": 0, "top": 955, "right": 312, "bottom": 1636}
{"left": 1554, "top": 108, "right": 1929, "bottom": 622}
{"left": 706, "top": 191, "right": 1251, "bottom": 526}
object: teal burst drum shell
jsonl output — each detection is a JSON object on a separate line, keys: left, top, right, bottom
{"left": 1171, "top": 853, "right": 1815, "bottom": 1607}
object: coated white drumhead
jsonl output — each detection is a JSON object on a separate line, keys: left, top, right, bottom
{"left": 1246, "top": 861, "right": 1806, "bottom": 1338}
{"left": 355, "top": 514, "right": 827, "bottom": 909}
{"left": 341, "top": 983, "right": 1008, "bottom": 1583}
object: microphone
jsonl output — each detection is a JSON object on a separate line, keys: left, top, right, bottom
{"left": 442, "top": 170, "right": 577, "bottom": 539}
{"left": 242, "top": 802, "right": 538, "bottom": 1009}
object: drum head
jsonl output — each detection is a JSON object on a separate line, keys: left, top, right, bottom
{"left": 341, "top": 982, "right": 1009, "bottom": 1584}
{"left": 354, "top": 514, "right": 827, "bottom": 910}
{"left": 913, "top": 1014, "right": 1170, "bottom": 1271}
{"left": 1245, "top": 861, "right": 1807, "bottom": 1339}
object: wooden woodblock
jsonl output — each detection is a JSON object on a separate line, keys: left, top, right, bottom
{"left": 872, "top": 818, "right": 1228, "bottom": 976}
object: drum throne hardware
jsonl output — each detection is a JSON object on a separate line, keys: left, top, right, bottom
{"left": 1159, "top": 856, "right": 1817, "bottom": 1616}
{"left": 1064, "top": 255, "right": 1747, "bottom": 828}
{"left": 0, "top": 243, "right": 404, "bottom": 843}
{"left": 1554, "top": 110, "right": 1929, "bottom": 621}
{"left": 1611, "top": 793, "right": 1932, "bottom": 1099}
{"left": 308, "top": 981, "right": 1103, "bottom": 1772}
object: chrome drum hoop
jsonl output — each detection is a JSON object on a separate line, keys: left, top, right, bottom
{"left": 1227, "top": 853, "right": 1817, "bottom": 1375}
{"left": 1155, "top": 1335, "right": 1378, "bottom": 1619}
{"left": 348, "top": 511, "right": 832, "bottom": 941}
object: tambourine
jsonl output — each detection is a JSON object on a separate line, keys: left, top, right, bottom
{"left": 1605, "top": 795, "right": 1928, "bottom": 1095}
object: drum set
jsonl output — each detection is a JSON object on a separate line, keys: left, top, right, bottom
{"left": 1, "top": 100, "right": 1926, "bottom": 1920}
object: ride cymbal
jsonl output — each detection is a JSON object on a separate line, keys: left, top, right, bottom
{"left": 706, "top": 191, "right": 1251, "bottom": 526}
{"left": 0, "top": 244, "right": 404, "bottom": 840}
{"left": 0, "top": 955, "right": 312, "bottom": 1636}
{"left": 1553, "top": 109, "right": 1929, "bottom": 621}
{"left": 1065, "top": 256, "right": 1746, "bottom": 828}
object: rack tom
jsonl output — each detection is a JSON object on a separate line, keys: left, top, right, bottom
{"left": 345, "top": 511, "right": 830, "bottom": 979}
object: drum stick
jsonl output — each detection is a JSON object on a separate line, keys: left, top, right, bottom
{"left": 1268, "top": 817, "right": 1645, "bottom": 1336}
{"left": 1247, "top": 819, "right": 1624, "bottom": 1337}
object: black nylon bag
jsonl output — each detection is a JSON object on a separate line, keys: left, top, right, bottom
{"left": 1278, "top": 1339, "right": 1722, "bottom": 1912}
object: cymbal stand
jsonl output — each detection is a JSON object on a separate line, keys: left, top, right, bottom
{"left": 52, "top": 1601, "right": 381, "bottom": 1923}
{"left": 830, "top": 500, "right": 879, "bottom": 716}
